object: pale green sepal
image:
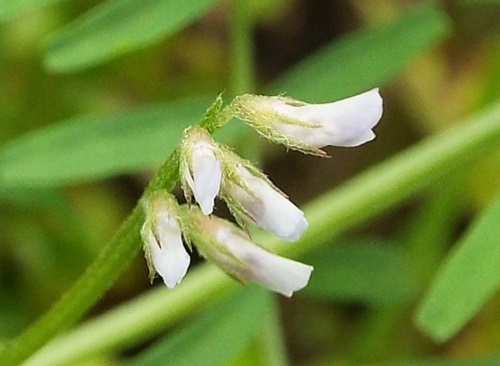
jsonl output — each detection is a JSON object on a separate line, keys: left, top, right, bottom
{"left": 180, "top": 206, "right": 251, "bottom": 283}
{"left": 140, "top": 220, "right": 157, "bottom": 284}
{"left": 199, "top": 93, "right": 234, "bottom": 133}
{"left": 216, "top": 143, "right": 294, "bottom": 229}
{"left": 179, "top": 127, "right": 197, "bottom": 206}
{"left": 233, "top": 94, "right": 327, "bottom": 156}
{"left": 218, "top": 144, "right": 285, "bottom": 198}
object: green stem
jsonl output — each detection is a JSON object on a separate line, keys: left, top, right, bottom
{"left": 0, "top": 151, "right": 181, "bottom": 366}
{"left": 229, "top": 0, "right": 262, "bottom": 163}
{"left": 23, "top": 101, "right": 500, "bottom": 366}
{"left": 255, "top": 296, "right": 288, "bottom": 366}
{"left": 0, "top": 11, "right": 257, "bottom": 364}
{"left": 24, "top": 266, "right": 237, "bottom": 366}
{"left": 230, "top": 0, "right": 254, "bottom": 96}
{"left": 0, "top": 206, "right": 142, "bottom": 366}
{"left": 144, "top": 149, "right": 180, "bottom": 194}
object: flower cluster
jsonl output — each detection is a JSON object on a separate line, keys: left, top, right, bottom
{"left": 141, "top": 89, "right": 383, "bottom": 297}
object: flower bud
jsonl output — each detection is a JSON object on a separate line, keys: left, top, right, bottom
{"left": 185, "top": 207, "right": 313, "bottom": 297}
{"left": 141, "top": 192, "right": 190, "bottom": 288}
{"left": 180, "top": 126, "right": 222, "bottom": 215}
{"left": 222, "top": 162, "right": 308, "bottom": 242}
{"left": 234, "top": 88, "right": 383, "bottom": 155}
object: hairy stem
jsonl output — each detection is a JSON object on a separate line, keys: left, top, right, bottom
{"left": 0, "top": 148, "right": 181, "bottom": 365}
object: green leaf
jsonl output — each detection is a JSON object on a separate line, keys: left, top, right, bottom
{"left": 303, "top": 240, "right": 418, "bottom": 306}
{"left": 45, "top": 0, "right": 218, "bottom": 72}
{"left": 268, "top": 2, "right": 451, "bottom": 101}
{"left": 416, "top": 194, "right": 500, "bottom": 342}
{"left": 0, "top": 97, "right": 212, "bottom": 187}
{"left": 373, "top": 356, "right": 500, "bottom": 366}
{"left": 0, "top": 0, "right": 66, "bottom": 21}
{"left": 0, "top": 186, "right": 63, "bottom": 207}
{"left": 460, "top": 0, "right": 500, "bottom": 3}
{"left": 127, "top": 287, "right": 270, "bottom": 366}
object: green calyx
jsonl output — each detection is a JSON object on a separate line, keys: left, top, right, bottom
{"left": 232, "top": 94, "right": 327, "bottom": 156}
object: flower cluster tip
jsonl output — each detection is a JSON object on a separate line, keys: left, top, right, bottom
{"left": 141, "top": 88, "right": 383, "bottom": 296}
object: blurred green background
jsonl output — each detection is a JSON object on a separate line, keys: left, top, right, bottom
{"left": 0, "top": 0, "right": 500, "bottom": 365}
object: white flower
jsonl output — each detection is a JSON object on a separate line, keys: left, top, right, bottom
{"left": 223, "top": 163, "right": 308, "bottom": 242}
{"left": 272, "top": 88, "right": 383, "bottom": 147}
{"left": 235, "top": 88, "right": 383, "bottom": 155}
{"left": 183, "top": 142, "right": 222, "bottom": 215}
{"left": 180, "top": 127, "right": 222, "bottom": 215}
{"left": 141, "top": 194, "right": 190, "bottom": 289}
{"left": 215, "top": 226, "right": 313, "bottom": 297}
{"left": 187, "top": 210, "right": 313, "bottom": 297}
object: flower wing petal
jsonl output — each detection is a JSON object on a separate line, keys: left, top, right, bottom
{"left": 192, "top": 153, "right": 222, "bottom": 215}
{"left": 151, "top": 213, "right": 190, "bottom": 289}
{"left": 226, "top": 166, "right": 308, "bottom": 242}
{"left": 293, "top": 88, "right": 383, "bottom": 147}
{"left": 215, "top": 224, "right": 313, "bottom": 297}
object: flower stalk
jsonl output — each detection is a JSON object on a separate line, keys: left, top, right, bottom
{"left": 145, "top": 90, "right": 382, "bottom": 291}
{"left": 2, "top": 87, "right": 385, "bottom": 364}
{"left": 19, "top": 100, "right": 500, "bottom": 366}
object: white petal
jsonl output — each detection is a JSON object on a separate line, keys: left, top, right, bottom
{"left": 251, "top": 253, "right": 313, "bottom": 297}
{"left": 216, "top": 226, "right": 313, "bottom": 297}
{"left": 274, "top": 88, "right": 383, "bottom": 148}
{"left": 230, "top": 166, "right": 308, "bottom": 242}
{"left": 192, "top": 155, "right": 222, "bottom": 215}
{"left": 150, "top": 212, "right": 190, "bottom": 289}
{"left": 189, "top": 143, "right": 222, "bottom": 215}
